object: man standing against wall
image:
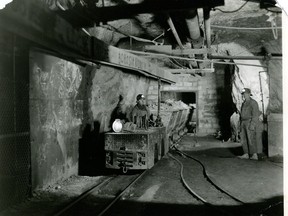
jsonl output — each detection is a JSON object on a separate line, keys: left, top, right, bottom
{"left": 238, "top": 88, "right": 261, "bottom": 160}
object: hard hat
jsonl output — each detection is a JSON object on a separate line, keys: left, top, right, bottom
{"left": 241, "top": 88, "right": 252, "bottom": 96}
{"left": 136, "top": 94, "right": 145, "bottom": 101}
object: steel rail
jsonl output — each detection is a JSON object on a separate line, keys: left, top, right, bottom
{"left": 53, "top": 176, "right": 115, "bottom": 216}
{"left": 97, "top": 170, "right": 148, "bottom": 216}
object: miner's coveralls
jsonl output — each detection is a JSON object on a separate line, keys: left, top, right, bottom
{"left": 131, "top": 104, "right": 150, "bottom": 129}
{"left": 240, "top": 98, "right": 260, "bottom": 155}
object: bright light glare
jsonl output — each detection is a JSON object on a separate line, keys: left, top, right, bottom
{"left": 0, "top": 0, "right": 13, "bottom": 10}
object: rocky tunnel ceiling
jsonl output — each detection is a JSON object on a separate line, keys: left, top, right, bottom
{"left": 41, "top": 0, "right": 282, "bottom": 114}
{"left": 43, "top": 0, "right": 282, "bottom": 73}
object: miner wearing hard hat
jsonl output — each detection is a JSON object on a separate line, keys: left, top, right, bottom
{"left": 130, "top": 94, "right": 150, "bottom": 129}
{"left": 238, "top": 88, "right": 261, "bottom": 160}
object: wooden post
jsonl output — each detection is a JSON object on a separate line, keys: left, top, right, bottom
{"left": 158, "top": 78, "right": 161, "bottom": 117}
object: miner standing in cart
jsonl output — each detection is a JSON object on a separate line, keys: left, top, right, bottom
{"left": 131, "top": 94, "right": 150, "bottom": 129}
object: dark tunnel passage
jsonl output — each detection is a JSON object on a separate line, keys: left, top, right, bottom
{"left": 217, "top": 64, "right": 237, "bottom": 141}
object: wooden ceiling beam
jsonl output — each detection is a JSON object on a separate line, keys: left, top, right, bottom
{"left": 59, "top": 0, "right": 224, "bottom": 25}
{"left": 144, "top": 45, "right": 212, "bottom": 55}
{"left": 0, "top": 0, "right": 178, "bottom": 83}
{"left": 167, "top": 68, "right": 215, "bottom": 74}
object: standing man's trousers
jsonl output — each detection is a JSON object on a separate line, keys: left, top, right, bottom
{"left": 240, "top": 120, "right": 257, "bottom": 155}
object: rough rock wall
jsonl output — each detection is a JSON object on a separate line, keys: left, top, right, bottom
{"left": 89, "top": 65, "right": 150, "bottom": 132}
{"left": 79, "top": 65, "right": 151, "bottom": 175}
{"left": 265, "top": 41, "right": 282, "bottom": 156}
{"left": 216, "top": 43, "right": 269, "bottom": 115}
{"left": 30, "top": 51, "right": 152, "bottom": 185}
{"left": 266, "top": 59, "right": 282, "bottom": 157}
{"left": 265, "top": 39, "right": 282, "bottom": 113}
{"left": 268, "top": 59, "right": 282, "bottom": 113}
{"left": 30, "top": 51, "right": 85, "bottom": 190}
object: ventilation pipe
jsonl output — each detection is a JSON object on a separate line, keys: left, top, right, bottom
{"left": 203, "top": 8, "right": 211, "bottom": 50}
{"left": 184, "top": 10, "right": 203, "bottom": 49}
{"left": 184, "top": 10, "right": 203, "bottom": 69}
{"left": 167, "top": 16, "right": 185, "bottom": 49}
{"left": 203, "top": 8, "right": 212, "bottom": 69}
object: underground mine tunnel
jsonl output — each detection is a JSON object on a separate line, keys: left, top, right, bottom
{"left": 0, "top": 0, "right": 284, "bottom": 215}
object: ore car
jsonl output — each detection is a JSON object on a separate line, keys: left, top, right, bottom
{"left": 104, "top": 127, "right": 168, "bottom": 173}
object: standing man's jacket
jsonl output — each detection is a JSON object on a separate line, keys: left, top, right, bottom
{"left": 240, "top": 98, "right": 259, "bottom": 131}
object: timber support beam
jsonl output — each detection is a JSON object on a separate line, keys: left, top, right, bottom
{"left": 0, "top": 0, "right": 177, "bottom": 83}
{"left": 62, "top": 0, "right": 224, "bottom": 24}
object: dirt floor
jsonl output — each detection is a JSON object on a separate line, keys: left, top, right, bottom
{"left": 0, "top": 135, "right": 283, "bottom": 216}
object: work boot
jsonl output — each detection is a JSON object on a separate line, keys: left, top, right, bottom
{"left": 238, "top": 153, "right": 249, "bottom": 159}
{"left": 250, "top": 153, "right": 258, "bottom": 160}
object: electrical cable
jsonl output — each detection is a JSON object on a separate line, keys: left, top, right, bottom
{"left": 104, "top": 24, "right": 161, "bottom": 45}
{"left": 169, "top": 58, "right": 188, "bottom": 69}
{"left": 103, "top": 23, "right": 169, "bottom": 46}
{"left": 213, "top": 0, "right": 249, "bottom": 13}
{"left": 172, "top": 147, "right": 246, "bottom": 204}
{"left": 172, "top": 140, "right": 283, "bottom": 216}
{"left": 168, "top": 59, "right": 182, "bottom": 69}
{"left": 258, "top": 201, "right": 283, "bottom": 215}
{"left": 168, "top": 153, "right": 213, "bottom": 205}
{"left": 168, "top": 153, "right": 233, "bottom": 216}
{"left": 123, "top": 49, "right": 267, "bottom": 68}
{"left": 152, "top": 28, "right": 170, "bottom": 43}
{"left": 152, "top": 31, "right": 165, "bottom": 42}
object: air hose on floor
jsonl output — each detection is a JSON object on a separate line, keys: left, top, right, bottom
{"left": 168, "top": 152, "right": 233, "bottom": 216}
{"left": 171, "top": 145, "right": 283, "bottom": 216}
{"left": 168, "top": 153, "right": 210, "bottom": 205}
{"left": 172, "top": 146, "right": 246, "bottom": 204}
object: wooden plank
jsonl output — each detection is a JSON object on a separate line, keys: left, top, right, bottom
{"left": 93, "top": 39, "right": 178, "bottom": 83}
{"left": 144, "top": 45, "right": 211, "bottom": 55}
{"left": 172, "top": 48, "right": 212, "bottom": 55}
{"left": 167, "top": 68, "right": 215, "bottom": 74}
{"left": 0, "top": 0, "right": 177, "bottom": 83}
{"left": 87, "top": 0, "right": 225, "bottom": 23}
{"left": 144, "top": 45, "right": 173, "bottom": 54}
{"left": 210, "top": 55, "right": 282, "bottom": 60}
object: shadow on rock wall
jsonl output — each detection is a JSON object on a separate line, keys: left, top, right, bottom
{"left": 216, "top": 64, "right": 236, "bottom": 141}
{"left": 78, "top": 121, "right": 108, "bottom": 176}
{"left": 110, "top": 95, "right": 130, "bottom": 126}
{"left": 78, "top": 94, "right": 136, "bottom": 176}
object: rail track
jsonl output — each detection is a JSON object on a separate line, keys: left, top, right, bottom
{"left": 53, "top": 148, "right": 281, "bottom": 216}
{"left": 53, "top": 171, "right": 148, "bottom": 216}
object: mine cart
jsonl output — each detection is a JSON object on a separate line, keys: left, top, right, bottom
{"left": 104, "top": 127, "right": 167, "bottom": 173}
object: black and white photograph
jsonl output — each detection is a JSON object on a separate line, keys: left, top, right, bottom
{"left": 0, "top": 0, "right": 286, "bottom": 215}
